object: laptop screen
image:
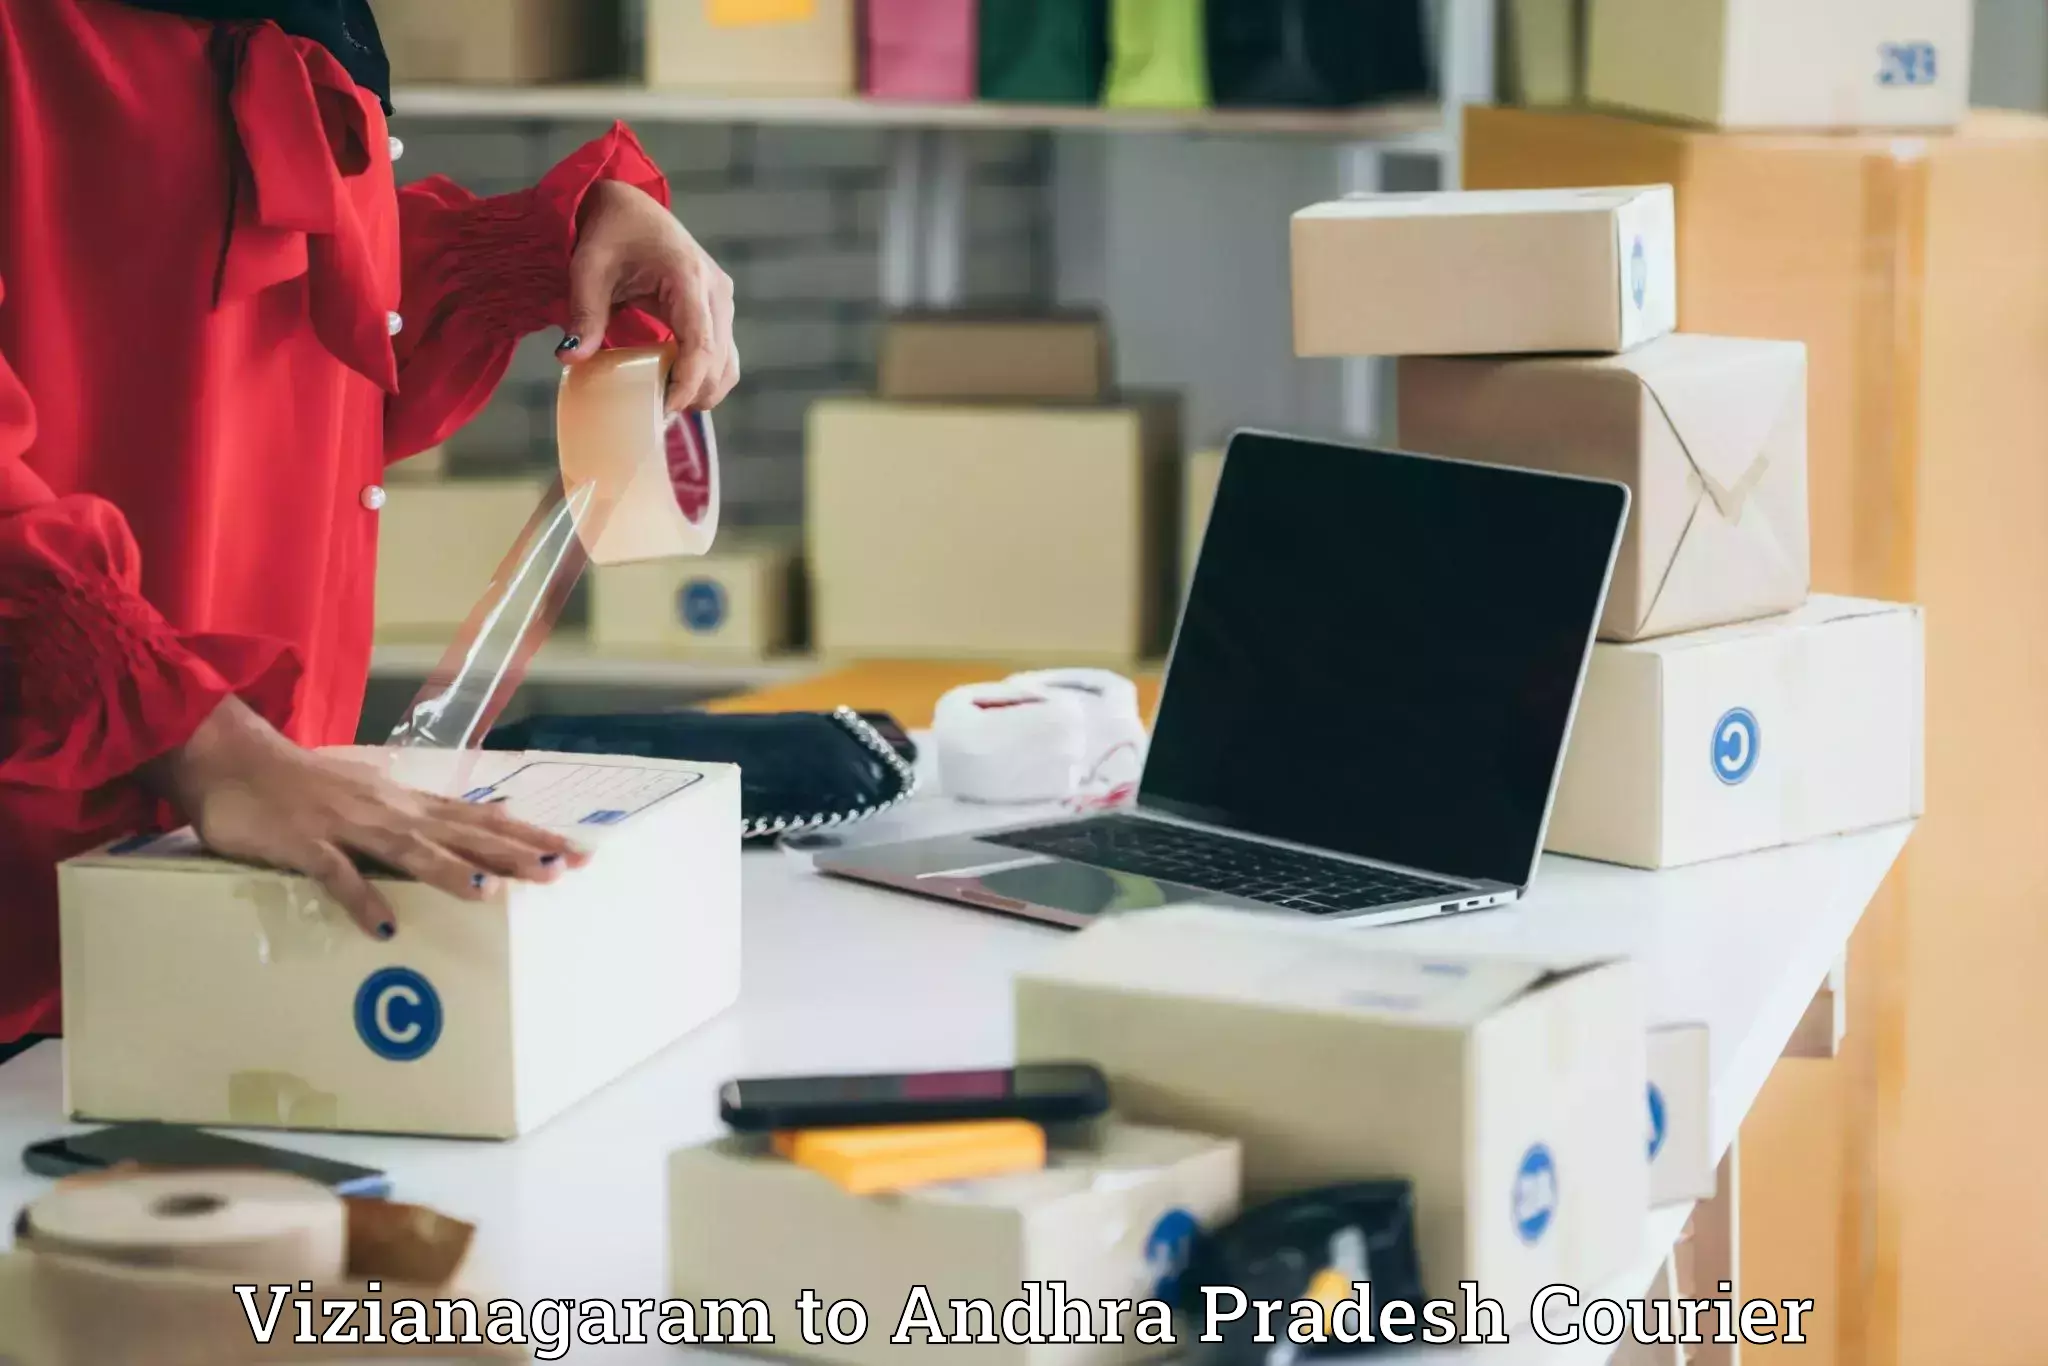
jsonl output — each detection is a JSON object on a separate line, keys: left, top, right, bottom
{"left": 1141, "top": 434, "right": 1627, "bottom": 889}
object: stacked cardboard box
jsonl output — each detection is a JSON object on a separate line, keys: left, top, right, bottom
{"left": 1290, "top": 183, "right": 1923, "bottom": 873}
{"left": 807, "top": 314, "right": 1182, "bottom": 665}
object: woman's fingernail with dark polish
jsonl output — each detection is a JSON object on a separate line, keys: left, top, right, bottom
{"left": 540, "top": 853, "right": 562, "bottom": 867}
{"left": 377, "top": 923, "right": 396, "bottom": 941}
{"left": 471, "top": 872, "right": 488, "bottom": 889}
{"left": 556, "top": 334, "right": 581, "bottom": 355}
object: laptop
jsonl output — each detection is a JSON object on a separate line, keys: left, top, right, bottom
{"left": 817, "top": 431, "right": 1630, "bottom": 930}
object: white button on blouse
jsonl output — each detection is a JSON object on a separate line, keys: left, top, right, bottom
{"left": 388, "top": 135, "right": 405, "bottom": 163}
{"left": 360, "top": 485, "right": 387, "bottom": 512}
{"left": 386, "top": 311, "right": 404, "bottom": 337}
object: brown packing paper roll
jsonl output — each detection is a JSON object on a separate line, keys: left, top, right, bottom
{"left": 386, "top": 344, "right": 720, "bottom": 750}
{"left": 17, "top": 1170, "right": 348, "bottom": 1282}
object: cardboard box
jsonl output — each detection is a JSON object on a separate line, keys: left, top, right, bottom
{"left": 1549, "top": 596, "right": 1924, "bottom": 869}
{"left": 1014, "top": 909, "right": 1648, "bottom": 1310}
{"left": 374, "top": 478, "right": 546, "bottom": 638}
{"left": 1291, "top": 187, "right": 1677, "bottom": 357}
{"left": 669, "top": 1122, "right": 1241, "bottom": 1366}
{"left": 879, "top": 315, "right": 1111, "bottom": 404}
{"left": 589, "top": 534, "right": 799, "bottom": 657}
{"left": 58, "top": 749, "right": 741, "bottom": 1140}
{"left": 646, "top": 0, "right": 857, "bottom": 95}
{"left": 380, "top": 0, "right": 621, "bottom": 83}
{"left": 1587, "top": 0, "right": 1972, "bottom": 131}
{"left": 806, "top": 399, "right": 1180, "bottom": 663}
{"left": 1648, "top": 1024, "right": 1715, "bottom": 1207}
{"left": 1463, "top": 107, "right": 2048, "bottom": 599}
{"left": 1399, "top": 334, "right": 1811, "bottom": 642}
{"left": 1502, "top": 0, "right": 1586, "bottom": 107}
{"left": 1181, "top": 449, "right": 1223, "bottom": 591}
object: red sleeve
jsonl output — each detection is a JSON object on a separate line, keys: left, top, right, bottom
{"left": 385, "top": 122, "right": 674, "bottom": 463}
{"left": 0, "top": 279, "right": 299, "bottom": 796}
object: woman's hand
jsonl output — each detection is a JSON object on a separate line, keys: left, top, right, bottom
{"left": 558, "top": 179, "right": 740, "bottom": 414}
{"left": 144, "top": 698, "right": 589, "bottom": 941}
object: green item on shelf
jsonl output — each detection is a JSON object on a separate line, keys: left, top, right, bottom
{"left": 1102, "top": 0, "right": 1210, "bottom": 109}
{"left": 979, "top": 0, "right": 1107, "bottom": 104}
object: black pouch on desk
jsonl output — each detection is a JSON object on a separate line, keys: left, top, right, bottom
{"left": 1178, "top": 1181, "right": 1425, "bottom": 1362}
{"left": 485, "top": 709, "right": 918, "bottom": 843}
{"left": 980, "top": 0, "right": 1108, "bottom": 103}
{"left": 1204, "top": 0, "right": 1430, "bottom": 107}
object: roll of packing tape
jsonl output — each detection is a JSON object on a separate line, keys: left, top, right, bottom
{"left": 556, "top": 343, "right": 721, "bottom": 565}
{"left": 20, "top": 1171, "right": 349, "bottom": 1281}
{"left": 1006, "top": 669, "right": 1148, "bottom": 791}
{"left": 935, "top": 681, "right": 1088, "bottom": 805}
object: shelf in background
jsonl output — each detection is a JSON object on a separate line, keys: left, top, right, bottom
{"left": 390, "top": 84, "right": 1447, "bottom": 143}
{"left": 369, "top": 638, "right": 818, "bottom": 691}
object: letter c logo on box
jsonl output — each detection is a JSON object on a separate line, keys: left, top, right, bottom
{"left": 1143, "top": 1209, "right": 1200, "bottom": 1301}
{"left": 354, "top": 968, "right": 443, "bottom": 1062}
{"left": 1514, "top": 1144, "right": 1558, "bottom": 1245}
{"left": 1712, "top": 707, "right": 1760, "bottom": 785}
{"left": 1647, "top": 1083, "right": 1668, "bottom": 1161}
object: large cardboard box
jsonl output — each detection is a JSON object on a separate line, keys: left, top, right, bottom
{"left": 1180, "top": 449, "right": 1223, "bottom": 592}
{"left": 1014, "top": 910, "right": 1648, "bottom": 1311}
{"left": 879, "top": 315, "right": 1111, "bottom": 404}
{"left": 646, "top": 0, "right": 857, "bottom": 95}
{"left": 1291, "top": 187, "right": 1676, "bottom": 357}
{"left": 380, "top": 0, "right": 621, "bottom": 83}
{"left": 1587, "top": 0, "right": 1972, "bottom": 131}
{"left": 1549, "top": 597, "right": 1924, "bottom": 869}
{"left": 589, "top": 533, "right": 799, "bottom": 658}
{"left": 806, "top": 399, "right": 1180, "bottom": 663}
{"left": 374, "top": 478, "right": 546, "bottom": 638}
{"left": 1502, "top": 0, "right": 1585, "bottom": 107}
{"left": 669, "top": 1122, "right": 1241, "bottom": 1366}
{"left": 1399, "top": 334, "right": 1810, "bottom": 642}
{"left": 58, "top": 749, "right": 741, "bottom": 1140}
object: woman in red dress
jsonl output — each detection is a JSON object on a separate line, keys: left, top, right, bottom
{"left": 0, "top": 0, "right": 741, "bottom": 1056}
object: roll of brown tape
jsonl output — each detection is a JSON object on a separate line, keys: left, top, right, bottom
{"left": 556, "top": 342, "right": 721, "bottom": 565}
{"left": 18, "top": 1171, "right": 348, "bottom": 1282}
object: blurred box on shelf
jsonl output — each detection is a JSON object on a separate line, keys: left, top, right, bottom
{"left": 864, "top": 0, "right": 977, "bottom": 101}
{"left": 1102, "top": 0, "right": 1211, "bottom": 109}
{"left": 384, "top": 444, "right": 448, "bottom": 484}
{"left": 1587, "top": 0, "right": 1972, "bottom": 131}
{"left": 1399, "top": 334, "right": 1810, "bottom": 642}
{"left": 979, "top": 0, "right": 1108, "bottom": 104}
{"left": 1550, "top": 596, "right": 1924, "bottom": 870}
{"left": 1205, "top": 0, "right": 1430, "bottom": 108}
{"left": 59, "top": 749, "right": 741, "bottom": 1140}
{"left": 374, "top": 479, "right": 546, "bottom": 638}
{"left": 807, "top": 398, "right": 1180, "bottom": 663}
{"left": 589, "top": 534, "right": 800, "bottom": 658}
{"left": 1181, "top": 448, "right": 1222, "bottom": 591}
{"left": 1016, "top": 909, "right": 1648, "bottom": 1310}
{"left": 1648, "top": 1023, "right": 1715, "bottom": 1207}
{"left": 1291, "top": 186, "right": 1676, "bottom": 357}
{"left": 1462, "top": 106, "right": 2048, "bottom": 598}
{"left": 1502, "top": 0, "right": 1585, "bottom": 106}
{"left": 380, "top": 0, "right": 623, "bottom": 83}
{"left": 645, "top": 0, "right": 857, "bottom": 95}
{"left": 670, "top": 1121, "right": 1241, "bottom": 1366}
{"left": 878, "top": 314, "right": 1111, "bottom": 403}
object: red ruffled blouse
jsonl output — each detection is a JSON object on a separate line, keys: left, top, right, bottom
{"left": 0, "top": 1, "right": 671, "bottom": 1041}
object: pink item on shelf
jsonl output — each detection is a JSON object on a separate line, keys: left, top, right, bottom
{"left": 864, "top": 0, "right": 978, "bottom": 101}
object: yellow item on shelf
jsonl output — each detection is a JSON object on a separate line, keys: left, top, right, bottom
{"left": 710, "top": 0, "right": 815, "bottom": 24}
{"left": 772, "top": 1120, "right": 1047, "bottom": 1196}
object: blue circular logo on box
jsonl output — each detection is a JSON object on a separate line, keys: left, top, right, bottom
{"left": 1648, "top": 1083, "right": 1668, "bottom": 1160}
{"left": 1144, "top": 1209, "right": 1200, "bottom": 1300}
{"left": 1712, "top": 707, "right": 1760, "bottom": 785}
{"left": 1631, "top": 237, "right": 1649, "bottom": 309}
{"left": 354, "top": 968, "right": 443, "bottom": 1062}
{"left": 678, "top": 579, "right": 727, "bottom": 634}
{"left": 1513, "top": 1144, "right": 1558, "bottom": 1245}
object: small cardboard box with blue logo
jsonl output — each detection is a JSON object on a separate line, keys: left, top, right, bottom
{"left": 56, "top": 747, "right": 741, "bottom": 1140}
{"left": 667, "top": 1121, "right": 1241, "bottom": 1366}
{"left": 589, "top": 532, "right": 800, "bottom": 658}
{"left": 1547, "top": 595, "right": 1925, "bottom": 869}
{"left": 1290, "top": 185, "right": 1676, "bottom": 358}
{"left": 1014, "top": 910, "right": 1648, "bottom": 1318}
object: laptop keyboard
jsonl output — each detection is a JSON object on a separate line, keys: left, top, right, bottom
{"left": 981, "top": 815, "right": 1470, "bottom": 915}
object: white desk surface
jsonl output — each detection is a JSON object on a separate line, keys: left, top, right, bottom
{"left": 0, "top": 791, "right": 1910, "bottom": 1365}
